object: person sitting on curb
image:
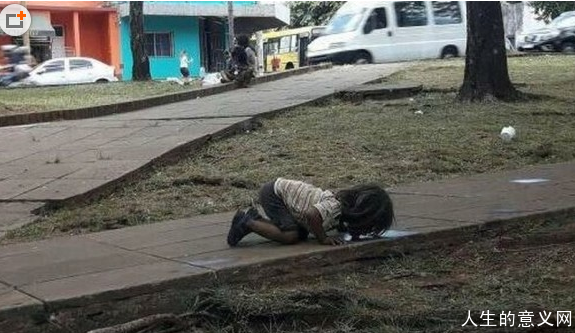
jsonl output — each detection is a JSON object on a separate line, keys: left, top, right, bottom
{"left": 227, "top": 178, "right": 395, "bottom": 247}
{"left": 220, "top": 35, "right": 256, "bottom": 88}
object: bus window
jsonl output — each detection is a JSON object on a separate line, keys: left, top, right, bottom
{"left": 291, "top": 35, "right": 299, "bottom": 52}
{"left": 432, "top": 1, "right": 462, "bottom": 25}
{"left": 279, "top": 36, "right": 291, "bottom": 53}
{"left": 266, "top": 38, "right": 280, "bottom": 55}
{"left": 394, "top": 1, "right": 428, "bottom": 27}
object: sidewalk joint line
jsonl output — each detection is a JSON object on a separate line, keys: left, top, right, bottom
{"left": 85, "top": 238, "right": 218, "bottom": 273}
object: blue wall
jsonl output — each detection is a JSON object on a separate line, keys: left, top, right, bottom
{"left": 121, "top": 16, "right": 200, "bottom": 80}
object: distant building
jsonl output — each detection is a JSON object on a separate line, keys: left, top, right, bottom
{"left": 0, "top": 1, "right": 120, "bottom": 71}
{"left": 116, "top": 1, "right": 290, "bottom": 80}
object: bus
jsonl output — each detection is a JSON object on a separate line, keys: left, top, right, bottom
{"left": 261, "top": 26, "right": 325, "bottom": 72}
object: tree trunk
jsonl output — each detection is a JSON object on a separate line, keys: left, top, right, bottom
{"left": 459, "top": 2, "right": 518, "bottom": 102}
{"left": 130, "top": 1, "right": 150, "bottom": 81}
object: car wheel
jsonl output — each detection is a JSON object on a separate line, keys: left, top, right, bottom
{"left": 441, "top": 46, "right": 459, "bottom": 59}
{"left": 353, "top": 51, "right": 372, "bottom": 65}
{"left": 95, "top": 79, "right": 109, "bottom": 83}
{"left": 561, "top": 42, "right": 575, "bottom": 53}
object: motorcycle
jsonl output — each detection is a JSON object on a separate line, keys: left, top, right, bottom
{"left": 0, "top": 45, "right": 33, "bottom": 87}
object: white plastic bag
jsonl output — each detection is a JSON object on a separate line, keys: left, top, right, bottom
{"left": 202, "top": 72, "right": 222, "bottom": 86}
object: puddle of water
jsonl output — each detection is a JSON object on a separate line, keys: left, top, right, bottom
{"left": 510, "top": 178, "right": 550, "bottom": 184}
{"left": 382, "top": 230, "right": 419, "bottom": 238}
{"left": 187, "top": 258, "right": 232, "bottom": 266}
{"left": 342, "top": 229, "right": 418, "bottom": 242}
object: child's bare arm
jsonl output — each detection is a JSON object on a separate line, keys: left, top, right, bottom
{"left": 305, "top": 207, "right": 343, "bottom": 246}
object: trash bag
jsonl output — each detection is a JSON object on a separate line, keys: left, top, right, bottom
{"left": 202, "top": 72, "right": 222, "bottom": 86}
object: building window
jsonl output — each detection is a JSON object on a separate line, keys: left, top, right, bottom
{"left": 394, "top": 1, "right": 428, "bottom": 27}
{"left": 145, "top": 32, "right": 173, "bottom": 57}
{"left": 53, "top": 25, "right": 64, "bottom": 37}
{"left": 432, "top": 1, "right": 462, "bottom": 25}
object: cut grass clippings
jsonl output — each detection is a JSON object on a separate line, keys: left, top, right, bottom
{"left": 3, "top": 55, "right": 575, "bottom": 244}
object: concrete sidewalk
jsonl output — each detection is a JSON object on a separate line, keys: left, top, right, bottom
{"left": 0, "top": 161, "right": 574, "bottom": 332}
{"left": 0, "top": 64, "right": 405, "bottom": 236}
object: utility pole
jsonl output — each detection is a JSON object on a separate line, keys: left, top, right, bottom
{"left": 227, "top": 1, "right": 235, "bottom": 48}
{"left": 19, "top": 1, "right": 31, "bottom": 58}
{"left": 256, "top": 31, "right": 264, "bottom": 76}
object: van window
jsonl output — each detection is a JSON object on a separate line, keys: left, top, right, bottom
{"left": 432, "top": 1, "right": 462, "bottom": 25}
{"left": 325, "top": 8, "right": 367, "bottom": 34}
{"left": 371, "top": 8, "right": 388, "bottom": 30}
{"left": 394, "top": 1, "right": 428, "bottom": 27}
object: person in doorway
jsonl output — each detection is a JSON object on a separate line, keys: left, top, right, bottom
{"left": 179, "top": 50, "right": 192, "bottom": 84}
{"left": 227, "top": 178, "right": 395, "bottom": 247}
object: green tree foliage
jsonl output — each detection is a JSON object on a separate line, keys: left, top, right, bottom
{"left": 289, "top": 1, "right": 345, "bottom": 28}
{"left": 530, "top": 1, "right": 575, "bottom": 22}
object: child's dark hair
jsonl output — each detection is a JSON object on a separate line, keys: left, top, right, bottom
{"left": 336, "top": 184, "right": 394, "bottom": 236}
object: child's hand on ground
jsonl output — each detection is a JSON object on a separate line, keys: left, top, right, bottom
{"left": 320, "top": 236, "right": 345, "bottom": 246}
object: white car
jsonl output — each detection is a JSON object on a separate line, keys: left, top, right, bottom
{"left": 25, "top": 57, "right": 118, "bottom": 86}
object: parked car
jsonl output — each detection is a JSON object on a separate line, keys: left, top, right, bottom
{"left": 23, "top": 57, "right": 118, "bottom": 86}
{"left": 517, "top": 11, "right": 575, "bottom": 53}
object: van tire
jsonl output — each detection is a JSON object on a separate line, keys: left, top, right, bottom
{"left": 353, "top": 51, "right": 372, "bottom": 65}
{"left": 441, "top": 46, "right": 459, "bottom": 59}
{"left": 561, "top": 42, "right": 575, "bottom": 53}
{"left": 95, "top": 79, "right": 109, "bottom": 83}
{"left": 285, "top": 62, "right": 295, "bottom": 70}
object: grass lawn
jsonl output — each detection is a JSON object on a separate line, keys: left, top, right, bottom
{"left": 0, "top": 80, "right": 201, "bottom": 116}
{"left": 3, "top": 55, "right": 575, "bottom": 243}
{"left": 91, "top": 212, "right": 575, "bottom": 332}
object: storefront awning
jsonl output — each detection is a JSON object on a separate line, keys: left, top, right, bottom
{"left": 29, "top": 12, "right": 55, "bottom": 38}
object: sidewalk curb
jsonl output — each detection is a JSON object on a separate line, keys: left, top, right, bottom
{"left": 0, "top": 64, "right": 332, "bottom": 128}
{"left": 2, "top": 207, "right": 572, "bottom": 333}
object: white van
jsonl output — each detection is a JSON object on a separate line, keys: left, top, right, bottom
{"left": 307, "top": 1, "right": 467, "bottom": 65}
